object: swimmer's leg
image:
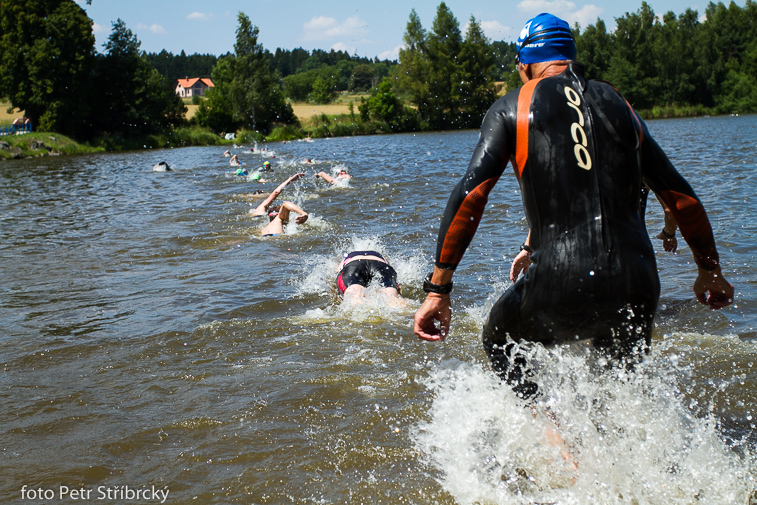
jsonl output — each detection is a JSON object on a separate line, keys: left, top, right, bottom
{"left": 482, "top": 279, "right": 539, "bottom": 400}
{"left": 342, "top": 284, "right": 367, "bottom": 304}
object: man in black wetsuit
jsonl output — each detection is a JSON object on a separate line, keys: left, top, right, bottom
{"left": 414, "top": 13, "right": 734, "bottom": 397}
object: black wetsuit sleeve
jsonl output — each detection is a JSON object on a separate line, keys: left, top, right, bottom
{"left": 633, "top": 111, "right": 720, "bottom": 270}
{"left": 434, "top": 102, "right": 512, "bottom": 270}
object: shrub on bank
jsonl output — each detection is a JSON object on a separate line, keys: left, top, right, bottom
{"left": 0, "top": 132, "right": 102, "bottom": 160}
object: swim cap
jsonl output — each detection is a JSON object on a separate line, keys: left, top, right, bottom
{"left": 264, "top": 161, "right": 270, "bottom": 166}
{"left": 235, "top": 168, "right": 244, "bottom": 175}
{"left": 250, "top": 172, "right": 261, "bottom": 181}
{"left": 516, "top": 13, "right": 576, "bottom": 65}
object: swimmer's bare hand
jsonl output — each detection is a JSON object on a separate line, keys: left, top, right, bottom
{"left": 655, "top": 231, "right": 678, "bottom": 253}
{"left": 693, "top": 266, "right": 734, "bottom": 310}
{"left": 510, "top": 250, "right": 532, "bottom": 281}
{"left": 414, "top": 294, "right": 451, "bottom": 342}
{"left": 295, "top": 213, "right": 308, "bottom": 225}
{"left": 290, "top": 173, "right": 305, "bottom": 182}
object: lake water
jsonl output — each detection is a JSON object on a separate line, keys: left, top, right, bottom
{"left": 2, "top": 115, "right": 757, "bottom": 504}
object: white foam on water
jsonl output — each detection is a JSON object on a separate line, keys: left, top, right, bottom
{"left": 414, "top": 340, "right": 756, "bottom": 505}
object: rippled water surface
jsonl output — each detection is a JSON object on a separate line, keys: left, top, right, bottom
{"left": 2, "top": 115, "right": 757, "bottom": 504}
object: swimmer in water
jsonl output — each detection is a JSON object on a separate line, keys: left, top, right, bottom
{"left": 336, "top": 251, "right": 406, "bottom": 307}
{"left": 260, "top": 201, "right": 308, "bottom": 236}
{"left": 223, "top": 150, "right": 231, "bottom": 157}
{"left": 260, "top": 160, "right": 273, "bottom": 172}
{"left": 229, "top": 154, "right": 241, "bottom": 166}
{"left": 152, "top": 161, "right": 171, "bottom": 172}
{"left": 251, "top": 173, "right": 305, "bottom": 217}
{"left": 303, "top": 158, "right": 314, "bottom": 165}
{"left": 414, "top": 13, "right": 733, "bottom": 400}
{"left": 315, "top": 170, "right": 351, "bottom": 184}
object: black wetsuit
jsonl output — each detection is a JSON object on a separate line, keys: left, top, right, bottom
{"left": 336, "top": 251, "right": 399, "bottom": 295}
{"left": 434, "top": 63, "right": 720, "bottom": 391}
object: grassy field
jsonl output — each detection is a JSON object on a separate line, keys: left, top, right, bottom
{"left": 183, "top": 92, "right": 369, "bottom": 122}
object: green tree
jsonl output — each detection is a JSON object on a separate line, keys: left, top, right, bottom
{"left": 359, "top": 78, "right": 419, "bottom": 131}
{"left": 575, "top": 18, "right": 613, "bottom": 80}
{"left": 397, "top": 9, "right": 431, "bottom": 127}
{"left": 0, "top": 0, "right": 95, "bottom": 136}
{"left": 199, "top": 13, "right": 295, "bottom": 133}
{"left": 90, "top": 19, "right": 185, "bottom": 137}
{"left": 606, "top": 2, "right": 660, "bottom": 108}
{"left": 194, "top": 57, "right": 237, "bottom": 133}
{"left": 425, "top": 2, "right": 463, "bottom": 128}
{"left": 308, "top": 76, "right": 336, "bottom": 104}
{"left": 349, "top": 64, "right": 374, "bottom": 92}
{"left": 455, "top": 16, "right": 497, "bottom": 128}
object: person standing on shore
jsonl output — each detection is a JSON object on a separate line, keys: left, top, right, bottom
{"left": 414, "top": 13, "right": 733, "bottom": 398}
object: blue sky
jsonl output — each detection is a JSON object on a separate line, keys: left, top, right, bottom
{"left": 77, "top": 0, "right": 737, "bottom": 60}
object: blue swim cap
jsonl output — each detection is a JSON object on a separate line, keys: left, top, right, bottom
{"left": 516, "top": 13, "right": 576, "bottom": 65}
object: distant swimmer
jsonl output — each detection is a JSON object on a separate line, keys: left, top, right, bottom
{"left": 152, "top": 161, "right": 171, "bottom": 172}
{"left": 236, "top": 168, "right": 266, "bottom": 182}
{"left": 315, "top": 170, "right": 351, "bottom": 184}
{"left": 336, "top": 250, "right": 406, "bottom": 307}
{"left": 222, "top": 150, "right": 232, "bottom": 157}
{"left": 260, "top": 161, "right": 273, "bottom": 172}
{"left": 251, "top": 173, "right": 305, "bottom": 217}
{"left": 303, "top": 158, "right": 314, "bottom": 165}
{"left": 238, "top": 189, "right": 269, "bottom": 199}
{"left": 229, "top": 154, "right": 241, "bottom": 166}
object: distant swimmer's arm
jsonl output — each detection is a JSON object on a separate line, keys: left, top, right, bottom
{"left": 315, "top": 171, "right": 335, "bottom": 184}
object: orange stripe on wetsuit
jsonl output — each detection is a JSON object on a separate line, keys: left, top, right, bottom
{"left": 438, "top": 177, "right": 500, "bottom": 267}
{"left": 513, "top": 78, "right": 542, "bottom": 179}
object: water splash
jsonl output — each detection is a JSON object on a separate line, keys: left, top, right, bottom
{"left": 415, "top": 342, "right": 756, "bottom": 505}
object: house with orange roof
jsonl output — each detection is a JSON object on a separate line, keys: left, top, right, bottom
{"left": 175, "top": 77, "right": 214, "bottom": 98}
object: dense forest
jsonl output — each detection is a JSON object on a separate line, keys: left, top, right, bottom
{"left": 1, "top": 0, "right": 755, "bottom": 143}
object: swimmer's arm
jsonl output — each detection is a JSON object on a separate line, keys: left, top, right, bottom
{"left": 510, "top": 230, "right": 532, "bottom": 281}
{"left": 641, "top": 135, "right": 718, "bottom": 270}
{"left": 279, "top": 201, "right": 308, "bottom": 224}
{"left": 653, "top": 193, "right": 678, "bottom": 252}
{"left": 251, "top": 173, "right": 305, "bottom": 215}
{"left": 315, "top": 171, "right": 335, "bottom": 184}
{"left": 435, "top": 127, "right": 509, "bottom": 269}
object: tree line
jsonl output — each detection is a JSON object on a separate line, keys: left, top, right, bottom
{"left": 576, "top": 0, "right": 757, "bottom": 113}
{"left": 1, "top": 0, "right": 755, "bottom": 144}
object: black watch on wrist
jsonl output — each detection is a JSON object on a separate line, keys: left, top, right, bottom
{"left": 520, "top": 243, "right": 533, "bottom": 254}
{"left": 423, "top": 273, "right": 453, "bottom": 295}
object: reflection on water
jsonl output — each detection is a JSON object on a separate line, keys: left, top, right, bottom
{"left": 1, "top": 117, "right": 757, "bottom": 503}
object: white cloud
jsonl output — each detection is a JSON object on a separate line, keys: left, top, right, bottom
{"left": 516, "top": 0, "right": 603, "bottom": 30}
{"left": 136, "top": 23, "right": 165, "bottom": 34}
{"left": 92, "top": 22, "right": 107, "bottom": 35}
{"left": 331, "top": 41, "right": 356, "bottom": 54}
{"left": 303, "top": 15, "right": 368, "bottom": 41}
{"left": 480, "top": 20, "right": 511, "bottom": 40}
{"left": 378, "top": 45, "right": 403, "bottom": 61}
{"left": 187, "top": 12, "right": 213, "bottom": 21}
